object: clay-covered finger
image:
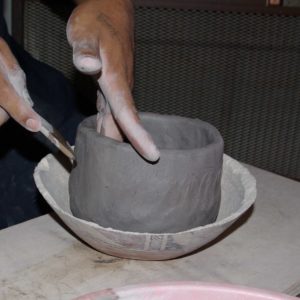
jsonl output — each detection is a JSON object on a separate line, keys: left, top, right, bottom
{"left": 96, "top": 91, "right": 123, "bottom": 140}
{"left": 99, "top": 77, "right": 160, "bottom": 162}
{"left": 96, "top": 91, "right": 105, "bottom": 132}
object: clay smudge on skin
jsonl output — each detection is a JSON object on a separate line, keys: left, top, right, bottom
{"left": 96, "top": 66, "right": 160, "bottom": 160}
{"left": 0, "top": 38, "right": 41, "bottom": 129}
{"left": 6, "top": 69, "right": 33, "bottom": 106}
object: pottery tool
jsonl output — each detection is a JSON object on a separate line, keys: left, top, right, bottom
{"left": 39, "top": 117, "right": 75, "bottom": 161}
{"left": 22, "top": 92, "right": 75, "bottom": 161}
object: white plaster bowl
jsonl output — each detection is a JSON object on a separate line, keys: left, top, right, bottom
{"left": 34, "top": 154, "right": 256, "bottom": 260}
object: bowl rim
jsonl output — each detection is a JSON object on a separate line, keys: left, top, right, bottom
{"left": 78, "top": 113, "right": 224, "bottom": 157}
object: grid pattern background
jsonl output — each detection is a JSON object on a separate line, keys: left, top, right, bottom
{"left": 23, "top": 0, "right": 300, "bottom": 180}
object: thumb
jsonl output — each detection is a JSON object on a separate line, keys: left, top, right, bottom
{"left": 71, "top": 40, "right": 102, "bottom": 75}
{"left": 67, "top": 2, "right": 102, "bottom": 75}
{"left": 0, "top": 37, "right": 41, "bottom": 131}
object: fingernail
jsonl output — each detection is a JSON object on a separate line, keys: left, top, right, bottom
{"left": 26, "top": 118, "right": 40, "bottom": 132}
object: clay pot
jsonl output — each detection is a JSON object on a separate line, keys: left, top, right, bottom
{"left": 69, "top": 113, "right": 224, "bottom": 234}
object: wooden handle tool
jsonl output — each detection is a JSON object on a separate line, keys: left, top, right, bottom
{"left": 39, "top": 117, "right": 75, "bottom": 161}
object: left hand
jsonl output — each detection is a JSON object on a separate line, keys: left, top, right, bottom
{"left": 0, "top": 37, "right": 41, "bottom": 131}
{"left": 67, "top": 0, "right": 159, "bottom": 161}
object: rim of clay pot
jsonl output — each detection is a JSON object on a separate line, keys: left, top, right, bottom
{"left": 79, "top": 113, "right": 224, "bottom": 158}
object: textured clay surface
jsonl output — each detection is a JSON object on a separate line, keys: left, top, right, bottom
{"left": 69, "top": 113, "right": 224, "bottom": 233}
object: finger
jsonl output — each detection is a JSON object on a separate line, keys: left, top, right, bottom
{"left": 101, "top": 112, "right": 124, "bottom": 142}
{"left": 99, "top": 76, "right": 160, "bottom": 162}
{"left": 0, "top": 106, "right": 9, "bottom": 126}
{"left": 95, "top": 29, "right": 160, "bottom": 161}
{"left": 97, "top": 95, "right": 123, "bottom": 141}
{"left": 96, "top": 91, "right": 105, "bottom": 133}
{"left": 96, "top": 90, "right": 123, "bottom": 140}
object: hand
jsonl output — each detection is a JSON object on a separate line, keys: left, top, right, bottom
{"left": 67, "top": 0, "right": 160, "bottom": 161}
{"left": 0, "top": 38, "right": 41, "bottom": 131}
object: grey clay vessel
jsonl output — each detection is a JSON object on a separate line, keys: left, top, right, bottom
{"left": 69, "top": 113, "right": 224, "bottom": 233}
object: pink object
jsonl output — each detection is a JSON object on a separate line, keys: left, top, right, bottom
{"left": 75, "top": 282, "right": 297, "bottom": 300}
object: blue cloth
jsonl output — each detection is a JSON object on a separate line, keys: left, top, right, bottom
{"left": 0, "top": 6, "right": 86, "bottom": 229}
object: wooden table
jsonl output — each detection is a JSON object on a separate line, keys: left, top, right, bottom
{"left": 1, "top": 164, "right": 300, "bottom": 299}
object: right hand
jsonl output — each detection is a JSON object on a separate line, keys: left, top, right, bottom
{"left": 0, "top": 37, "right": 41, "bottom": 131}
{"left": 67, "top": 0, "right": 160, "bottom": 162}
